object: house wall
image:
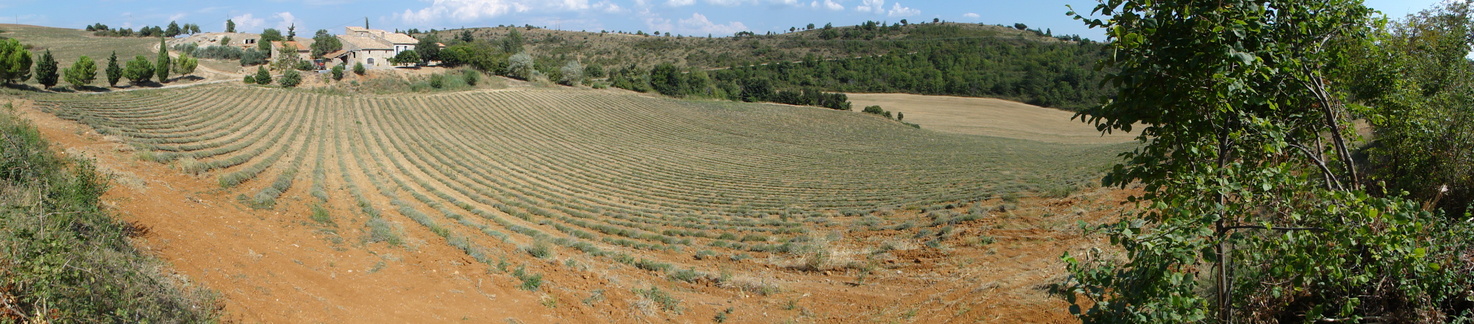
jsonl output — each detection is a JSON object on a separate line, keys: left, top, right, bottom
{"left": 347, "top": 49, "right": 395, "bottom": 68}
{"left": 393, "top": 44, "right": 416, "bottom": 56}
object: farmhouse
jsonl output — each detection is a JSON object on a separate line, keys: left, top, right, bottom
{"left": 334, "top": 27, "right": 417, "bottom": 68}
{"left": 270, "top": 40, "right": 312, "bottom": 62}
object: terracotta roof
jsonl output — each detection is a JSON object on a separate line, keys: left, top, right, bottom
{"left": 338, "top": 35, "right": 391, "bottom": 50}
{"left": 272, "top": 41, "right": 310, "bottom": 52}
{"left": 323, "top": 49, "right": 350, "bottom": 59}
{"left": 382, "top": 32, "right": 418, "bottom": 44}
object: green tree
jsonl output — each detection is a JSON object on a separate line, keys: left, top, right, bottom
{"left": 259, "top": 28, "right": 283, "bottom": 53}
{"left": 649, "top": 63, "right": 685, "bottom": 96}
{"left": 506, "top": 52, "right": 534, "bottom": 80}
{"left": 416, "top": 34, "right": 440, "bottom": 64}
{"left": 155, "top": 38, "right": 171, "bottom": 82}
{"left": 1356, "top": 2, "right": 1474, "bottom": 217}
{"left": 165, "top": 21, "right": 181, "bottom": 37}
{"left": 559, "top": 60, "right": 583, "bottom": 86}
{"left": 390, "top": 50, "right": 421, "bottom": 66}
{"left": 65, "top": 55, "right": 97, "bottom": 88}
{"left": 104, "top": 51, "right": 121, "bottom": 87}
{"left": 225, "top": 19, "right": 235, "bottom": 33}
{"left": 0, "top": 38, "right": 33, "bottom": 84}
{"left": 502, "top": 28, "right": 524, "bottom": 53}
{"left": 254, "top": 66, "right": 271, "bottom": 85}
{"left": 35, "top": 50, "right": 58, "bottom": 89}
{"left": 1062, "top": 0, "right": 1474, "bottom": 321}
{"left": 173, "top": 53, "right": 197, "bottom": 76}
{"left": 220, "top": 36, "right": 232, "bottom": 46}
{"left": 122, "top": 55, "right": 153, "bottom": 85}
{"left": 279, "top": 69, "right": 300, "bottom": 87}
{"left": 330, "top": 64, "right": 344, "bottom": 81}
{"left": 353, "top": 62, "right": 366, "bottom": 75}
{"left": 286, "top": 23, "right": 296, "bottom": 41}
{"left": 459, "top": 29, "right": 474, "bottom": 43}
{"left": 310, "top": 29, "right": 342, "bottom": 59}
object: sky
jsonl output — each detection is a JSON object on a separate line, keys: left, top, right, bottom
{"left": 0, "top": 0, "right": 1451, "bottom": 41}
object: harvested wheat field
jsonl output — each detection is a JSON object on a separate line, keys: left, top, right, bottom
{"left": 845, "top": 93, "right": 1134, "bottom": 144}
{"left": 14, "top": 84, "right": 1136, "bottom": 323}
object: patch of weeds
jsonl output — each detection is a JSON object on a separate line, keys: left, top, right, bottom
{"left": 524, "top": 240, "right": 553, "bottom": 259}
{"left": 540, "top": 295, "right": 558, "bottom": 308}
{"left": 367, "top": 261, "right": 387, "bottom": 273}
{"left": 784, "top": 299, "right": 799, "bottom": 311}
{"left": 730, "top": 253, "right": 751, "bottom": 262}
{"left": 634, "top": 286, "right": 681, "bottom": 313}
{"left": 715, "top": 307, "right": 734, "bottom": 323}
{"left": 582, "top": 289, "right": 606, "bottom": 305}
{"left": 309, "top": 203, "right": 334, "bottom": 226}
{"left": 694, "top": 249, "right": 716, "bottom": 260}
{"left": 667, "top": 267, "right": 703, "bottom": 283}
{"left": 977, "top": 235, "right": 996, "bottom": 247}
{"left": 512, "top": 265, "right": 544, "bottom": 291}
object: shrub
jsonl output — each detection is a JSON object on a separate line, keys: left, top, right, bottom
{"left": 559, "top": 60, "right": 583, "bottom": 86}
{"left": 330, "top": 64, "right": 344, "bottom": 81}
{"left": 243, "top": 75, "right": 254, "bottom": 84}
{"left": 278, "top": 69, "right": 301, "bottom": 87}
{"left": 353, "top": 62, "right": 365, "bottom": 75}
{"left": 64, "top": 55, "right": 97, "bottom": 88}
{"left": 35, "top": 50, "right": 58, "bottom": 88}
{"left": 507, "top": 52, "right": 534, "bottom": 80}
{"left": 462, "top": 69, "right": 478, "bottom": 86}
{"left": 635, "top": 286, "right": 681, "bottom": 313}
{"left": 240, "top": 49, "right": 267, "bottom": 66}
{"left": 122, "top": 55, "right": 153, "bottom": 85}
{"left": 253, "top": 66, "right": 271, "bottom": 85}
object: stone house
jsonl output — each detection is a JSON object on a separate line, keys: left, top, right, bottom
{"left": 333, "top": 27, "right": 417, "bottom": 68}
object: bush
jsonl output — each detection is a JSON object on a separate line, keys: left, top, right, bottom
{"left": 0, "top": 105, "right": 219, "bottom": 322}
{"left": 331, "top": 64, "right": 344, "bottom": 81}
{"left": 122, "top": 55, "right": 153, "bottom": 85}
{"left": 353, "top": 62, "right": 365, "bottom": 75}
{"left": 64, "top": 55, "right": 97, "bottom": 88}
{"left": 253, "top": 66, "right": 271, "bottom": 85}
{"left": 462, "top": 69, "right": 478, "bottom": 86}
{"left": 240, "top": 49, "right": 267, "bottom": 66}
{"left": 243, "top": 75, "right": 254, "bottom": 84}
{"left": 279, "top": 69, "right": 301, "bottom": 87}
{"left": 559, "top": 60, "right": 584, "bottom": 86}
{"left": 507, "top": 52, "right": 534, "bottom": 80}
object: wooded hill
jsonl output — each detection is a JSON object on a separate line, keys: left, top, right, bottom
{"left": 419, "top": 21, "right": 1110, "bottom": 111}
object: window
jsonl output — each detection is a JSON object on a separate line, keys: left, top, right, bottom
{"left": 367, "top": 58, "right": 375, "bottom": 66}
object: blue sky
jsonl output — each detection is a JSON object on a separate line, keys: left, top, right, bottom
{"left": 0, "top": 0, "right": 1449, "bottom": 40}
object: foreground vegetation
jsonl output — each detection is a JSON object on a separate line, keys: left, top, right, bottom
{"left": 0, "top": 103, "right": 217, "bottom": 322}
{"left": 1063, "top": 0, "right": 1474, "bottom": 321}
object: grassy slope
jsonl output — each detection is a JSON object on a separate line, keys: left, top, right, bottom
{"left": 0, "top": 102, "right": 216, "bottom": 322}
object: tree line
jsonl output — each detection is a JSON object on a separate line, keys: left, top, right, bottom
{"left": 86, "top": 21, "right": 201, "bottom": 38}
{"left": 1, "top": 38, "right": 196, "bottom": 90}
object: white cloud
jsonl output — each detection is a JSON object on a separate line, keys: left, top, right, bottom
{"left": 963, "top": 12, "right": 979, "bottom": 18}
{"left": 396, "top": 0, "right": 532, "bottom": 25}
{"left": 855, "top": 0, "right": 883, "bottom": 13}
{"left": 644, "top": 16, "right": 673, "bottom": 33}
{"left": 667, "top": 0, "right": 695, "bottom": 6}
{"left": 811, "top": 0, "right": 843, "bottom": 11}
{"left": 593, "top": 1, "right": 625, "bottom": 13}
{"left": 676, "top": 13, "right": 748, "bottom": 36}
{"left": 772, "top": 0, "right": 800, "bottom": 5}
{"left": 230, "top": 13, "right": 266, "bottom": 33}
{"left": 168, "top": 13, "right": 188, "bottom": 23}
{"left": 273, "top": 12, "right": 305, "bottom": 31}
{"left": 706, "top": 0, "right": 755, "bottom": 5}
{"left": 886, "top": 3, "right": 918, "bottom": 17}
